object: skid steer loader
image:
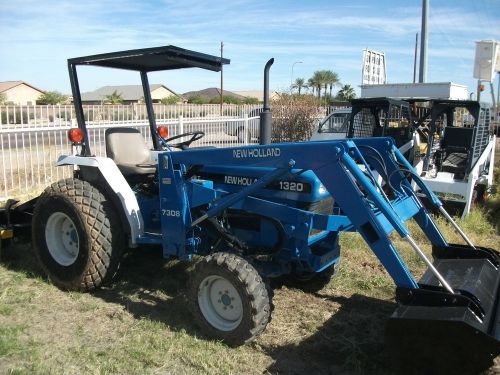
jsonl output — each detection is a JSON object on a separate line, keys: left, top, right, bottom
{"left": 410, "top": 99, "right": 496, "bottom": 217}
{"left": 3, "top": 46, "right": 499, "bottom": 372}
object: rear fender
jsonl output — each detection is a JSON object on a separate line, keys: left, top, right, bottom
{"left": 56, "top": 155, "right": 144, "bottom": 246}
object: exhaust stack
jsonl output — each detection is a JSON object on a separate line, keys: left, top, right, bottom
{"left": 260, "top": 58, "right": 274, "bottom": 145}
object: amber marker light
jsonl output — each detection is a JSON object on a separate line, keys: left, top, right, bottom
{"left": 68, "top": 128, "right": 84, "bottom": 143}
{"left": 157, "top": 126, "right": 169, "bottom": 139}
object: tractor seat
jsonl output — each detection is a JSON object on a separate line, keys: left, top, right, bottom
{"left": 105, "top": 127, "right": 156, "bottom": 177}
{"left": 442, "top": 152, "right": 467, "bottom": 175}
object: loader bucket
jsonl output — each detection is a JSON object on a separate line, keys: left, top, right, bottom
{"left": 387, "top": 244, "right": 500, "bottom": 374}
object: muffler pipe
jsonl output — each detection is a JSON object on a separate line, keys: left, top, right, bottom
{"left": 405, "top": 235, "right": 455, "bottom": 294}
{"left": 260, "top": 58, "right": 274, "bottom": 145}
{"left": 438, "top": 206, "right": 476, "bottom": 249}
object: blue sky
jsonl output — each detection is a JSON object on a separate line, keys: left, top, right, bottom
{"left": 0, "top": 0, "right": 499, "bottom": 98}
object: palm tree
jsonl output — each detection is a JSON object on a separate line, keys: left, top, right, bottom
{"left": 292, "top": 78, "right": 307, "bottom": 95}
{"left": 104, "top": 90, "right": 124, "bottom": 104}
{"left": 337, "top": 84, "right": 356, "bottom": 100}
{"left": 324, "top": 71, "right": 341, "bottom": 98}
{"left": 307, "top": 78, "right": 316, "bottom": 96}
{"left": 310, "top": 71, "right": 326, "bottom": 99}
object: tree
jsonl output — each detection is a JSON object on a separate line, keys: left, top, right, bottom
{"left": 324, "top": 71, "right": 340, "bottom": 98}
{"left": 307, "top": 78, "right": 315, "bottom": 96}
{"left": 309, "top": 70, "right": 341, "bottom": 102}
{"left": 161, "top": 95, "right": 182, "bottom": 104}
{"left": 0, "top": 93, "right": 7, "bottom": 105}
{"left": 336, "top": 84, "right": 356, "bottom": 100}
{"left": 104, "top": 90, "right": 124, "bottom": 104}
{"left": 37, "top": 91, "right": 68, "bottom": 105}
{"left": 271, "top": 94, "right": 320, "bottom": 142}
{"left": 243, "top": 96, "right": 259, "bottom": 105}
{"left": 292, "top": 78, "right": 307, "bottom": 95}
{"left": 310, "top": 71, "right": 325, "bottom": 99}
{"left": 189, "top": 95, "right": 209, "bottom": 104}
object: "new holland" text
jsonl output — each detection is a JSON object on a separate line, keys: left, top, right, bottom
{"left": 232, "top": 148, "right": 281, "bottom": 158}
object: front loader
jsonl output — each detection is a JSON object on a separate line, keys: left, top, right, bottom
{"left": 4, "top": 46, "right": 499, "bottom": 371}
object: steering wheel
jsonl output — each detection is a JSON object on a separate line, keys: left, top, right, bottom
{"left": 160, "top": 131, "right": 205, "bottom": 150}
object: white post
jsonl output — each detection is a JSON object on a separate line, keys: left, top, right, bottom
{"left": 486, "top": 136, "right": 496, "bottom": 187}
{"left": 178, "top": 115, "right": 184, "bottom": 136}
{"left": 243, "top": 113, "right": 249, "bottom": 145}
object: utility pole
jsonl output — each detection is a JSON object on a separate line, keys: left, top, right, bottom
{"left": 413, "top": 33, "right": 419, "bottom": 83}
{"left": 220, "top": 41, "right": 224, "bottom": 115}
{"left": 419, "top": 0, "right": 428, "bottom": 83}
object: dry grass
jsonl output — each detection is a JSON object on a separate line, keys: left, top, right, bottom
{"left": 1, "top": 207, "right": 499, "bottom": 375}
{"left": 1, "top": 140, "right": 499, "bottom": 374}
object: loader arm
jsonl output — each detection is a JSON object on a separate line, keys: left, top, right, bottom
{"left": 158, "top": 137, "right": 500, "bottom": 369}
{"left": 159, "top": 137, "right": 447, "bottom": 289}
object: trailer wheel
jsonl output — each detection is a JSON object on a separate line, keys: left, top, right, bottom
{"left": 286, "top": 263, "right": 338, "bottom": 292}
{"left": 188, "top": 252, "right": 271, "bottom": 346}
{"left": 32, "top": 178, "right": 125, "bottom": 291}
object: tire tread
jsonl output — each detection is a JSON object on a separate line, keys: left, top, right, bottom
{"left": 33, "top": 178, "right": 124, "bottom": 291}
{"left": 189, "top": 252, "right": 272, "bottom": 345}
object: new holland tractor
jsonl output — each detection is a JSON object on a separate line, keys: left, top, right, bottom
{"left": 2, "top": 46, "right": 500, "bottom": 371}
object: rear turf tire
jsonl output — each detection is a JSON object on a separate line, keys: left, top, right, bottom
{"left": 32, "top": 178, "right": 125, "bottom": 291}
{"left": 188, "top": 252, "right": 271, "bottom": 346}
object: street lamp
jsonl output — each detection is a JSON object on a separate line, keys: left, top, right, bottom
{"left": 290, "top": 61, "right": 303, "bottom": 89}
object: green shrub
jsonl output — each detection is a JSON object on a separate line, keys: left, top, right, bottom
{"left": 243, "top": 97, "right": 259, "bottom": 105}
{"left": 188, "top": 96, "right": 209, "bottom": 105}
{"left": 161, "top": 96, "right": 182, "bottom": 105}
{"left": 37, "top": 91, "right": 68, "bottom": 105}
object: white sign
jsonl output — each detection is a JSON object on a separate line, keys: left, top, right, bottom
{"left": 362, "top": 49, "right": 387, "bottom": 85}
{"left": 473, "top": 40, "right": 500, "bottom": 82}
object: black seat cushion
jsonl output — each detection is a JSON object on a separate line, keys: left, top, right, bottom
{"left": 442, "top": 152, "right": 467, "bottom": 174}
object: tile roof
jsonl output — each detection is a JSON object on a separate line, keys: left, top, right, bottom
{"left": 0, "top": 80, "right": 44, "bottom": 93}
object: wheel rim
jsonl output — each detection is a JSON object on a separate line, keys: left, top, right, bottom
{"left": 198, "top": 275, "right": 243, "bottom": 331}
{"left": 45, "top": 212, "right": 80, "bottom": 266}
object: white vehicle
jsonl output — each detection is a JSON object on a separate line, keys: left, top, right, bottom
{"left": 310, "top": 108, "right": 351, "bottom": 141}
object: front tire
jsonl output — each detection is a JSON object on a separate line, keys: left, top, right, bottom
{"left": 188, "top": 252, "right": 271, "bottom": 346}
{"left": 32, "top": 178, "right": 125, "bottom": 291}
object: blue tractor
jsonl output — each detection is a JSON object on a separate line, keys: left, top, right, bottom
{"left": 9, "top": 46, "right": 499, "bottom": 371}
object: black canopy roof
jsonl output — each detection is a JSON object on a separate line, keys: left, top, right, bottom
{"left": 350, "top": 97, "right": 410, "bottom": 108}
{"left": 68, "top": 45, "right": 229, "bottom": 72}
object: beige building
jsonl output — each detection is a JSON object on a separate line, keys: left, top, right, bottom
{"left": 81, "top": 84, "right": 183, "bottom": 104}
{"left": 0, "top": 81, "right": 45, "bottom": 105}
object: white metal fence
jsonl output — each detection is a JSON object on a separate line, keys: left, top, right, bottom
{"left": 0, "top": 104, "right": 263, "bottom": 198}
{"left": 3, "top": 103, "right": 494, "bottom": 199}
